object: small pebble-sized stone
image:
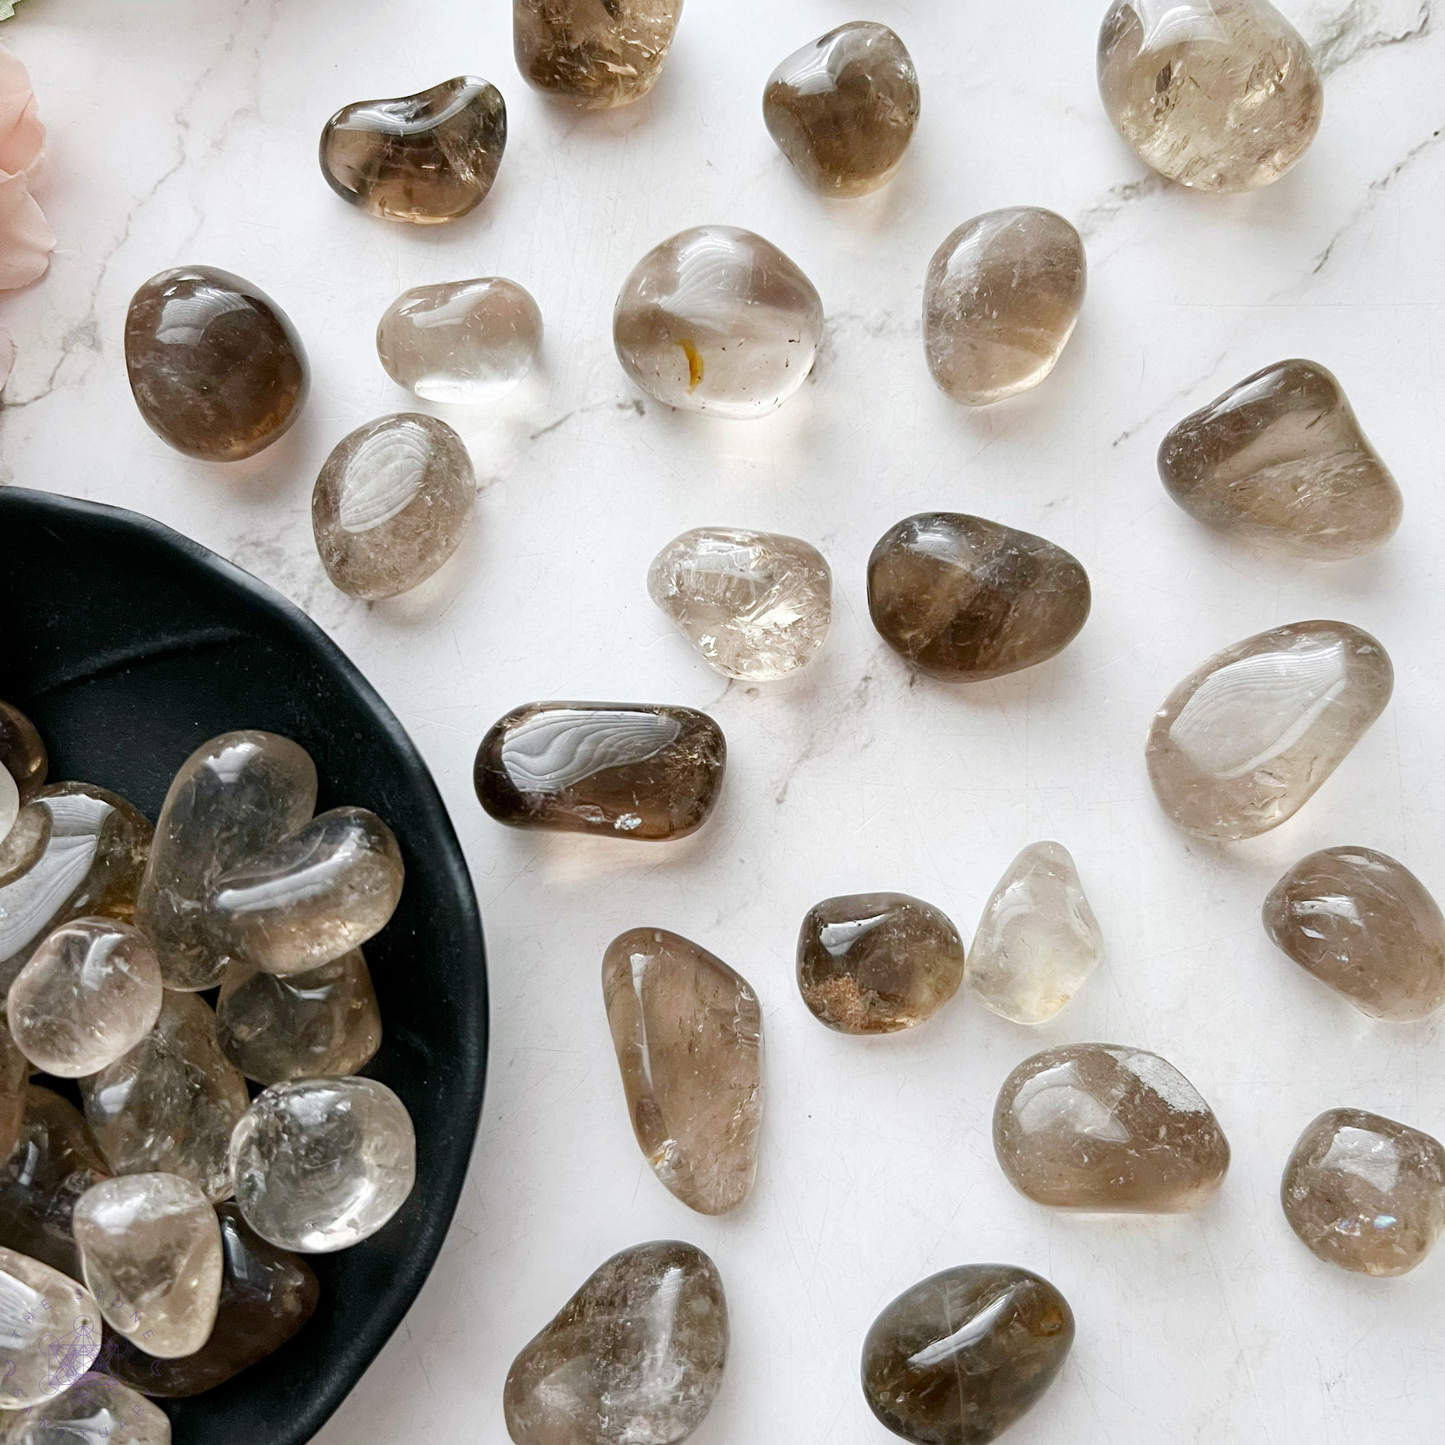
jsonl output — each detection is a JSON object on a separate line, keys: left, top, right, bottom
{"left": 73, "top": 1173, "right": 223, "bottom": 1358}
{"left": 797, "top": 893, "right": 965, "bottom": 1035}
{"left": 869, "top": 513, "right": 1091, "bottom": 682}
{"left": 377, "top": 278, "right": 542, "bottom": 404}
{"left": 320, "top": 77, "right": 507, "bottom": 224}
{"left": 648, "top": 527, "right": 832, "bottom": 681}
{"left": 504, "top": 1240, "right": 727, "bottom": 1445}
{"left": 0, "top": 1023, "right": 27, "bottom": 1166}
{"left": 1097, "top": 0, "right": 1323, "bottom": 192}
{"left": 0, "top": 1373, "right": 171, "bottom": 1444}
{"left": 994, "top": 1043, "right": 1230, "bottom": 1212}
{"left": 0, "top": 703, "right": 46, "bottom": 802}
{"left": 862, "top": 1264, "right": 1074, "bottom": 1445}
{"left": 603, "top": 928, "right": 762, "bottom": 1215}
{"left": 312, "top": 413, "right": 475, "bottom": 600}
{"left": 124, "top": 267, "right": 308, "bottom": 462}
{"left": 476, "top": 702, "right": 726, "bottom": 840}
{"left": 966, "top": 843, "right": 1103, "bottom": 1025}
{"left": 515, "top": 0, "right": 683, "bottom": 108}
{"left": 1147, "top": 620, "right": 1392, "bottom": 841}
{"left": 0, "top": 1246, "right": 101, "bottom": 1407}
{"left": 230, "top": 1077, "right": 416, "bottom": 1253}
{"left": 614, "top": 226, "right": 824, "bottom": 418}
{"left": 0, "top": 802, "right": 47, "bottom": 890}
{"left": 8, "top": 919, "right": 163, "bottom": 1077}
{"left": 924, "top": 209, "right": 1086, "bottom": 406}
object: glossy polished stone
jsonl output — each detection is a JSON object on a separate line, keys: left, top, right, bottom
{"left": 1146, "top": 621, "right": 1392, "bottom": 841}
{"left": 504, "top": 1240, "right": 727, "bottom": 1445}
{"left": 966, "top": 843, "right": 1103, "bottom": 1025}
{"left": 80, "top": 992, "right": 250, "bottom": 1204}
{"left": 0, "top": 1246, "right": 100, "bottom": 1407}
{"left": 0, "top": 766, "right": 15, "bottom": 855}
{"left": 1282, "top": 1109, "right": 1445, "bottom": 1276}
{"left": 377, "top": 278, "right": 542, "bottom": 404}
{"left": 475, "top": 701, "right": 726, "bottom": 840}
{"left": 514, "top": 0, "right": 683, "bottom": 108}
{"left": 320, "top": 77, "right": 507, "bottom": 224}
{"left": 797, "top": 893, "right": 965, "bottom": 1035}
{"left": 136, "top": 731, "right": 316, "bottom": 992}
{"left": 868, "top": 513, "right": 1091, "bottom": 682}
{"left": 862, "top": 1264, "right": 1074, "bottom": 1445}
{"left": 0, "top": 804, "right": 48, "bottom": 891}
{"left": 647, "top": 527, "right": 832, "bottom": 681}
{"left": 1097, "top": 0, "right": 1323, "bottom": 192}
{"left": 603, "top": 928, "right": 762, "bottom": 1215}
{"left": 764, "top": 23, "right": 919, "bottom": 197}
{"left": 1159, "top": 360, "right": 1401, "bottom": 559}
{"left": 73, "top": 1173, "right": 223, "bottom": 1358}
{"left": 0, "top": 1374, "right": 171, "bottom": 1444}
{"left": 8, "top": 919, "right": 163, "bottom": 1077}
{"left": 312, "top": 413, "right": 475, "bottom": 600}
{"left": 124, "top": 267, "right": 308, "bottom": 462}
{"left": 0, "top": 702, "right": 46, "bottom": 803}
{"left": 614, "top": 226, "right": 824, "bottom": 419}
{"left": 924, "top": 209, "right": 1086, "bottom": 406}
{"left": 994, "top": 1043, "right": 1230, "bottom": 1212}
{"left": 0, "top": 1025, "right": 26, "bottom": 1168}
{"left": 230, "top": 1078, "right": 416, "bottom": 1253}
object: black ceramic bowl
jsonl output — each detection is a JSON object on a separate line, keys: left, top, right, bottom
{"left": 0, "top": 487, "right": 487, "bottom": 1444}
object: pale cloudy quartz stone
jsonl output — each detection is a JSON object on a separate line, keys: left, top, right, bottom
{"left": 0, "top": 1374, "right": 172, "bottom": 1445}
{"left": 73, "top": 1173, "right": 223, "bottom": 1358}
{"left": 966, "top": 843, "right": 1103, "bottom": 1025}
{"left": 1146, "top": 620, "right": 1392, "bottom": 841}
{"left": 0, "top": 1247, "right": 101, "bottom": 1407}
{"left": 924, "top": 209, "right": 1086, "bottom": 406}
{"left": 614, "top": 226, "right": 824, "bottom": 419}
{"left": 377, "top": 278, "right": 542, "bottom": 404}
{"left": 230, "top": 1077, "right": 416, "bottom": 1252}
{"left": 312, "top": 413, "right": 475, "bottom": 600}
{"left": 647, "top": 528, "right": 832, "bottom": 681}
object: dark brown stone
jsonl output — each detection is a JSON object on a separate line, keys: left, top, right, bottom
{"left": 514, "top": 0, "right": 683, "bottom": 109}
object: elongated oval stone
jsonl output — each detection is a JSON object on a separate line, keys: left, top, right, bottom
{"left": 1146, "top": 620, "right": 1392, "bottom": 841}
{"left": 648, "top": 527, "right": 832, "bottom": 681}
{"left": 475, "top": 702, "right": 726, "bottom": 840}
{"left": 993, "top": 1043, "right": 1230, "bottom": 1212}
{"left": 0, "top": 1374, "right": 171, "bottom": 1444}
{"left": 924, "top": 209, "right": 1086, "bottom": 406}
{"left": 602, "top": 928, "right": 762, "bottom": 1215}
{"left": 869, "top": 513, "right": 1090, "bottom": 682}
{"left": 614, "top": 226, "right": 824, "bottom": 419}
{"left": 312, "top": 413, "right": 474, "bottom": 600}
{"left": 797, "top": 892, "right": 965, "bottom": 1035}
{"left": 0, "top": 1247, "right": 101, "bottom": 1407}
{"left": 515, "top": 0, "right": 683, "bottom": 108}
{"left": 966, "top": 843, "right": 1103, "bottom": 1025}
{"left": 862, "top": 1264, "right": 1074, "bottom": 1445}
{"left": 320, "top": 77, "right": 506, "bottom": 224}
{"left": 1159, "top": 360, "right": 1401, "bottom": 559}
{"left": 0, "top": 703, "right": 46, "bottom": 803}
{"left": 1097, "top": 0, "right": 1323, "bottom": 192}
{"left": 125, "top": 267, "right": 308, "bottom": 462}
{"left": 504, "top": 1240, "right": 727, "bottom": 1445}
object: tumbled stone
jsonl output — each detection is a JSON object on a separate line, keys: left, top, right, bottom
{"left": 107, "top": 1201, "right": 319, "bottom": 1398}
{"left": 1158, "top": 360, "right": 1401, "bottom": 559}
{"left": 0, "top": 803, "right": 48, "bottom": 890}
{"left": 966, "top": 843, "right": 1103, "bottom": 1025}
{"left": 0, "top": 1025, "right": 25, "bottom": 1165}
{"left": 924, "top": 209, "right": 1086, "bottom": 406}
{"left": 602, "top": 928, "right": 762, "bottom": 1215}
{"left": 230, "top": 1077, "right": 415, "bottom": 1252}
{"left": 862, "top": 1264, "right": 1074, "bottom": 1445}
{"left": 614, "top": 226, "right": 824, "bottom": 419}
{"left": 80, "top": 992, "right": 250, "bottom": 1204}
{"left": 514, "top": 0, "right": 683, "bottom": 108}
{"left": 993, "top": 1043, "right": 1230, "bottom": 1211}
{"left": 1097, "top": 0, "right": 1323, "bottom": 192}
{"left": 475, "top": 701, "right": 726, "bottom": 840}
{"left": 796, "top": 893, "right": 965, "bottom": 1035}
{"left": 763, "top": 23, "right": 919, "bottom": 197}
{"left": 216, "top": 949, "right": 382, "bottom": 1085}
{"left": 74, "top": 1173, "right": 222, "bottom": 1358}
{"left": 0, "top": 702, "right": 46, "bottom": 802}
{"left": 136, "top": 731, "right": 316, "bottom": 992}
{"left": 0, "top": 1373, "right": 171, "bottom": 1444}
{"left": 124, "top": 266, "right": 308, "bottom": 462}
{"left": 1147, "top": 620, "right": 1392, "bottom": 841}
{"left": 868, "top": 513, "right": 1091, "bottom": 682}
{"left": 504, "top": 1240, "right": 727, "bottom": 1445}
{"left": 0, "top": 1246, "right": 100, "bottom": 1407}
{"left": 647, "top": 527, "right": 832, "bottom": 681}
{"left": 321, "top": 77, "right": 506, "bottom": 224}
{"left": 1282, "top": 1108, "right": 1445, "bottom": 1276}
{"left": 312, "top": 413, "right": 475, "bottom": 600}
{"left": 0, "top": 768, "right": 15, "bottom": 853}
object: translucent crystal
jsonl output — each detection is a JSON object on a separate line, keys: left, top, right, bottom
{"left": 0, "top": 1023, "right": 27, "bottom": 1166}
{"left": 0, "top": 1373, "right": 171, "bottom": 1444}
{"left": 514, "top": 0, "right": 683, "bottom": 108}
{"left": 0, "top": 767, "right": 15, "bottom": 852}
{"left": 0, "top": 803, "right": 47, "bottom": 890}
{"left": 0, "top": 703, "right": 46, "bottom": 802}
{"left": 0, "top": 1246, "right": 101, "bottom": 1407}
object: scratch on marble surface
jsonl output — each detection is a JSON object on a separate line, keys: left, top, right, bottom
{"left": 528, "top": 396, "right": 643, "bottom": 440}
{"left": 774, "top": 672, "right": 876, "bottom": 806}
{"left": 1076, "top": 174, "right": 1168, "bottom": 241}
{"left": 1304, "top": 0, "right": 1432, "bottom": 75}
{"left": 1111, "top": 353, "right": 1229, "bottom": 448}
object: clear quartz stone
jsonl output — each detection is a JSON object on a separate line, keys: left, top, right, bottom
{"left": 0, "top": 1246, "right": 101, "bottom": 1407}
{"left": 0, "top": 1373, "right": 171, "bottom": 1444}
{"left": 0, "top": 765, "right": 16, "bottom": 850}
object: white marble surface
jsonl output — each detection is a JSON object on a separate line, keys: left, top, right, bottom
{"left": 2, "top": 1, "right": 1444, "bottom": 1440}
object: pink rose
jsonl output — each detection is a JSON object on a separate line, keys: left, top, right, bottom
{"left": 0, "top": 45, "right": 52, "bottom": 290}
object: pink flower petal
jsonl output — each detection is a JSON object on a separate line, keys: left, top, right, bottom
{"left": 0, "top": 168, "right": 52, "bottom": 289}
{"left": 0, "top": 49, "right": 42, "bottom": 177}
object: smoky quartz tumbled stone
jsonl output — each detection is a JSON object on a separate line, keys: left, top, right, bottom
{"left": 514, "top": 0, "right": 684, "bottom": 109}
